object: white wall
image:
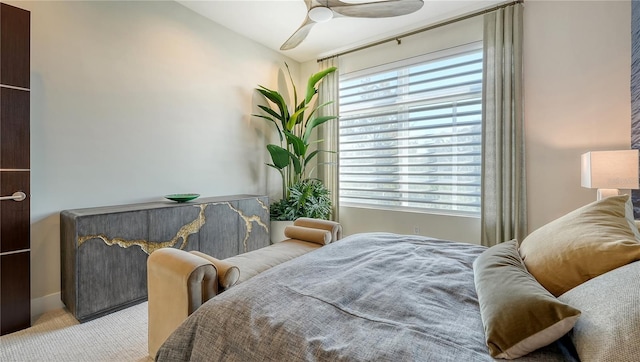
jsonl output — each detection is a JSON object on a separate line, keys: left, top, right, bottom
{"left": 303, "top": 0, "right": 632, "bottom": 244}
{"left": 8, "top": 0, "right": 298, "bottom": 316}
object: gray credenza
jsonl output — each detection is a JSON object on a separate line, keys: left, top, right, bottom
{"left": 60, "top": 194, "right": 269, "bottom": 322}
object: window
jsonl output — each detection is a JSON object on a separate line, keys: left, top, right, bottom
{"left": 338, "top": 43, "right": 483, "bottom": 216}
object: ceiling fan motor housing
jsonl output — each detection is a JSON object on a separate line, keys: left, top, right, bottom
{"left": 280, "top": 0, "right": 425, "bottom": 50}
{"left": 308, "top": 6, "right": 333, "bottom": 23}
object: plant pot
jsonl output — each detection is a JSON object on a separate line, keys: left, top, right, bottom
{"left": 270, "top": 220, "right": 294, "bottom": 244}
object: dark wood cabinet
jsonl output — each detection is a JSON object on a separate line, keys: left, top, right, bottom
{"left": 0, "top": 3, "right": 30, "bottom": 336}
{"left": 1, "top": 88, "right": 30, "bottom": 168}
{"left": 1, "top": 171, "right": 30, "bottom": 253}
{"left": 0, "top": 3, "right": 29, "bottom": 89}
{"left": 1, "top": 252, "right": 30, "bottom": 332}
{"left": 60, "top": 195, "right": 270, "bottom": 322}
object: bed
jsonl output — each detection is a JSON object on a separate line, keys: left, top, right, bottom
{"left": 155, "top": 195, "right": 640, "bottom": 361}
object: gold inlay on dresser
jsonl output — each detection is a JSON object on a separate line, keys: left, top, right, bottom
{"left": 76, "top": 199, "right": 269, "bottom": 255}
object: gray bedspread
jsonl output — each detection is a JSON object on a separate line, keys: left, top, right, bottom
{"left": 156, "top": 233, "right": 572, "bottom": 361}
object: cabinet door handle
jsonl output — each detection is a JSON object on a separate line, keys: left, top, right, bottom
{"left": 0, "top": 191, "right": 27, "bottom": 201}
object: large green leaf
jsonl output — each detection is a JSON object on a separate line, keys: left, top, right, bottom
{"left": 256, "top": 86, "right": 284, "bottom": 106}
{"left": 257, "top": 87, "right": 289, "bottom": 124}
{"left": 257, "top": 105, "right": 283, "bottom": 123}
{"left": 287, "top": 106, "right": 309, "bottom": 132}
{"left": 284, "top": 131, "right": 306, "bottom": 158}
{"left": 304, "top": 150, "right": 320, "bottom": 166}
{"left": 304, "top": 149, "right": 336, "bottom": 167}
{"left": 294, "top": 99, "right": 307, "bottom": 126}
{"left": 305, "top": 67, "right": 337, "bottom": 104}
{"left": 303, "top": 100, "right": 333, "bottom": 128}
{"left": 258, "top": 105, "right": 287, "bottom": 133}
{"left": 290, "top": 154, "right": 302, "bottom": 175}
{"left": 252, "top": 112, "right": 275, "bottom": 123}
{"left": 303, "top": 115, "right": 338, "bottom": 142}
{"left": 266, "top": 144, "right": 290, "bottom": 169}
{"left": 304, "top": 150, "right": 338, "bottom": 165}
{"left": 309, "top": 100, "right": 333, "bottom": 114}
{"left": 285, "top": 62, "right": 298, "bottom": 113}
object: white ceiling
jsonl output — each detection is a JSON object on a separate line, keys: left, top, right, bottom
{"left": 176, "top": 0, "right": 504, "bottom": 63}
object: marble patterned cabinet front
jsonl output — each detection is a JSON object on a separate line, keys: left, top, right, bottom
{"left": 60, "top": 194, "right": 269, "bottom": 322}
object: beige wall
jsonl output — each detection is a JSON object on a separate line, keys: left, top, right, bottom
{"left": 8, "top": 0, "right": 298, "bottom": 317}
{"left": 524, "top": 0, "right": 631, "bottom": 230}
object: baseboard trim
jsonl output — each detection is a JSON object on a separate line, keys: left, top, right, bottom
{"left": 31, "top": 292, "right": 64, "bottom": 323}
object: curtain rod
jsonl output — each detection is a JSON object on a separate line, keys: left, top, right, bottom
{"left": 317, "top": 0, "right": 523, "bottom": 63}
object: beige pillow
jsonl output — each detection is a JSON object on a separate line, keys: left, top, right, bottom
{"left": 473, "top": 240, "right": 581, "bottom": 359}
{"left": 519, "top": 195, "right": 640, "bottom": 296}
{"left": 189, "top": 251, "right": 240, "bottom": 289}
{"left": 284, "top": 225, "right": 332, "bottom": 245}
{"left": 558, "top": 261, "right": 640, "bottom": 362}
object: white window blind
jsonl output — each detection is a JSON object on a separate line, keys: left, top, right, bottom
{"left": 338, "top": 43, "right": 483, "bottom": 216}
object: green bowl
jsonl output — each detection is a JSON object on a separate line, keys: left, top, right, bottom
{"left": 164, "top": 193, "right": 200, "bottom": 202}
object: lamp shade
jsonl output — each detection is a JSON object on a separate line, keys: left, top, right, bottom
{"left": 581, "top": 150, "right": 639, "bottom": 189}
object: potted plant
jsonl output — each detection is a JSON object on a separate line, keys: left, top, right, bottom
{"left": 270, "top": 178, "right": 332, "bottom": 221}
{"left": 254, "top": 64, "right": 337, "bottom": 242}
{"left": 269, "top": 179, "right": 332, "bottom": 242}
{"left": 254, "top": 63, "right": 337, "bottom": 199}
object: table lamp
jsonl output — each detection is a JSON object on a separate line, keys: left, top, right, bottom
{"left": 581, "top": 150, "right": 639, "bottom": 200}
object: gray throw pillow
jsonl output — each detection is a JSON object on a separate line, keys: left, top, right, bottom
{"left": 558, "top": 261, "right": 640, "bottom": 362}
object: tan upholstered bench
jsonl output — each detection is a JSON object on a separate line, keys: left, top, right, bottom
{"left": 147, "top": 218, "right": 342, "bottom": 358}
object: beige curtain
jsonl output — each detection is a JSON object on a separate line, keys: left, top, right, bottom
{"left": 481, "top": 3, "right": 526, "bottom": 246}
{"left": 317, "top": 57, "right": 340, "bottom": 221}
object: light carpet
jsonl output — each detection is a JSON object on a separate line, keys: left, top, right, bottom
{"left": 0, "top": 302, "right": 152, "bottom": 362}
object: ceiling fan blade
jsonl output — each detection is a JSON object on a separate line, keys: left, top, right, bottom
{"left": 330, "top": 0, "right": 424, "bottom": 18}
{"left": 280, "top": 16, "right": 317, "bottom": 50}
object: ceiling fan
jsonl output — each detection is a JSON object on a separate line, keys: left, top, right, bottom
{"left": 280, "top": 0, "right": 425, "bottom": 50}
